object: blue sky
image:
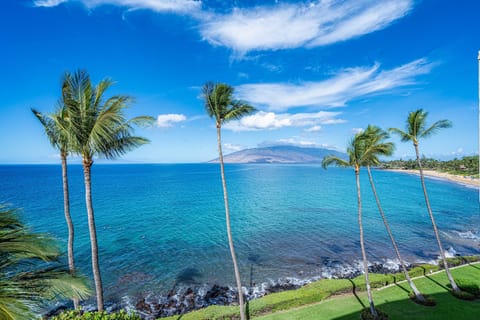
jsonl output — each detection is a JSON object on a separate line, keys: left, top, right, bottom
{"left": 0, "top": 0, "right": 478, "bottom": 163}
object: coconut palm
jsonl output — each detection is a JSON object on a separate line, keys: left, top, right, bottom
{"left": 63, "top": 70, "right": 153, "bottom": 311}
{"left": 32, "top": 85, "right": 79, "bottom": 309}
{"left": 362, "top": 125, "right": 426, "bottom": 302}
{"left": 202, "top": 82, "right": 255, "bottom": 320}
{"left": 0, "top": 204, "right": 90, "bottom": 320}
{"left": 389, "top": 109, "right": 458, "bottom": 293}
{"left": 322, "top": 133, "right": 378, "bottom": 318}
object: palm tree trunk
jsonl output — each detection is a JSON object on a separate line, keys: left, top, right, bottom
{"left": 367, "top": 166, "right": 425, "bottom": 302}
{"left": 356, "top": 168, "right": 377, "bottom": 318}
{"left": 61, "top": 153, "right": 79, "bottom": 309}
{"left": 414, "top": 144, "right": 459, "bottom": 292}
{"left": 217, "top": 126, "right": 246, "bottom": 320}
{"left": 82, "top": 159, "right": 104, "bottom": 311}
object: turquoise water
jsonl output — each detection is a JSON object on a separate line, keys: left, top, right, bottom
{"left": 0, "top": 164, "right": 478, "bottom": 309}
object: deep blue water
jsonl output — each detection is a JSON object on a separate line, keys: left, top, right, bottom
{"left": 0, "top": 164, "right": 479, "bottom": 306}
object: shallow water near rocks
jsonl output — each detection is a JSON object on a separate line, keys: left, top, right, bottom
{"left": 1, "top": 164, "right": 478, "bottom": 316}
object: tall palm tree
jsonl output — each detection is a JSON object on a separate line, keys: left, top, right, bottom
{"left": 389, "top": 109, "right": 459, "bottom": 293}
{"left": 63, "top": 70, "right": 153, "bottom": 311}
{"left": 0, "top": 204, "right": 90, "bottom": 320}
{"left": 202, "top": 82, "right": 256, "bottom": 320}
{"left": 322, "top": 133, "right": 379, "bottom": 318}
{"left": 362, "top": 125, "right": 426, "bottom": 302}
{"left": 32, "top": 87, "right": 80, "bottom": 309}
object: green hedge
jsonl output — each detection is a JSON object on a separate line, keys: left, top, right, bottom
{"left": 48, "top": 310, "right": 141, "bottom": 320}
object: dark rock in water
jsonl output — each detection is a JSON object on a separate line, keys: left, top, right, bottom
{"left": 265, "top": 279, "right": 300, "bottom": 294}
{"left": 44, "top": 305, "right": 70, "bottom": 318}
{"left": 136, "top": 298, "right": 153, "bottom": 315}
{"left": 368, "top": 263, "right": 396, "bottom": 274}
{"left": 204, "top": 284, "right": 232, "bottom": 305}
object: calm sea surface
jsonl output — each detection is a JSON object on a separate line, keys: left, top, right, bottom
{"left": 0, "top": 164, "right": 479, "bottom": 305}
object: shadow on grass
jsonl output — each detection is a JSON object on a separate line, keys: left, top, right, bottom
{"left": 468, "top": 263, "right": 480, "bottom": 271}
{"left": 348, "top": 279, "right": 366, "bottom": 309}
{"left": 425, "top": 275, "right": 450, "bottom": 292}
{"left": 395, "top": 282, "right": 410, "bottom": 294}
{"left": 332, "top": 291, "right": 480, "bottom": 320}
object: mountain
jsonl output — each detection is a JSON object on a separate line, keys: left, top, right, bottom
{"left": 209, "top": 145, "right": 346, "bottom": 164}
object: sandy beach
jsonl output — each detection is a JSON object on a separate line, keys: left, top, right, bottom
{"left": 386, "top": 168, "right": 480, "bottom": 188}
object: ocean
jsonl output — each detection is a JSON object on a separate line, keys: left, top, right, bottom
{"left": 0, "top": 164, "right": 479, "bottom": 316}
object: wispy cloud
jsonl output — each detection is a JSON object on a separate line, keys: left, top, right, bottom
{"left": 305, "top": 125, "right": 322, "bottom": 132}
{"left": 34, "top": 0, "right": 67, "bottom": 6}
{"left": 200, "top": 0, "right": 413, "bottom": 53}
{"left": 223, "top": 143, "right": 243, "bottom": 152}
{"left": 258, "top": 139, "right": 342, "bottom": 151}
{"left": 351, "top": 127, "right": 364, "bottom": 134}
{"left": 224, "top": 111, "right": 345, "bottom": 132}
{"left": 33, "top": 0, "right": 201, "bottom": 13}
{"left": 156, "top": 113, "right": 187, "bottom": 127}
{"left": 236, "top": 58, "right": 433, "bottom": 111}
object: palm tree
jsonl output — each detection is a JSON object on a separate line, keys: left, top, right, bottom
{"left": 0, "top": 204, "right": 90, "bottom": 320}
{"left": 362, "top": 125, "right": 426, "bottom": 302}
{"left": 389, "top": 109, "right": 459, "bottom": 293}
{"left": 322, "top": 133, "right": 378, "bottom": 318}
{"left": 202, "top": 82, "right": 256, "bottom": 320}
{"left": 63, "top": 70, "right": 154, "bottom": 311}
{"left": 32, "top": 83, "right": 79, "bottom": 309}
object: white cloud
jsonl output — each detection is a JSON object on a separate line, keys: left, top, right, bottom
{"left": 236, "top": 58, "right": 433, "bottom": 111}
{"left": 34, "top": 0, "right": 67, "bottom": 6}
{"left": 33, "top": 0, "right": 201, "bottom": 13}
{"left": 258, "top": 139, "right": 342, "bottom": 151}
{"left": 156, "top": 113, "right": 187, "bottom": 127}
{"left": 276, "top": 138, "right": 317, "bottom": 147}
{"left": 351, "top": 127, "right": 364, "bottom": 134}
{"left": 224, "top": 111, "right": 345, "bottom": 131}
{"left": 223, "top": 143, "right": 243, "bottom": 152}
{"left": 305, "top": 125, "right": 322, "bottom": 132}
{"left": 200, "top": 0, "right": 413, "bottom": 53}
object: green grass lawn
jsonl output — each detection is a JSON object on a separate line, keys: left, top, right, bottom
{"left": 164, "top": 262, "right": 480, "bottom": 320}
{"left": 256, "top": 263, "right": 480, "bottom": 320}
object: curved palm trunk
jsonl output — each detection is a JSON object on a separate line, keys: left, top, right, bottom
{"left": 61, "top": 153, "right": 79, "bottom": 309}
{"left": 217, "top": 126, "right": 246, "bottom": 320}
{"left": 355, "top": 168, "right": 377, "bottom": 318}
{"left": 413, "top": 144, "right": 459, "bottom": 292}
{"left": 82, "top": 160, "right": 104, "bottom": 311}
{"left": 367, "top": 166, "right": 425, "bottom": 302}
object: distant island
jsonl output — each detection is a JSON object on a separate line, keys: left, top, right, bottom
{"left": 209, "top": 145, "right": 346, "bottom": 164}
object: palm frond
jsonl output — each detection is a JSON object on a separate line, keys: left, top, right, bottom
{"left": 224, "top": 101, "right": 256, "bottom": 122}
{"left": 421, "top": 119, "right": 452, "bottom": 138}
{"left": 0, "top": 204, "right": 91, "bottom": 318}
{"left": 322, "top": 156, "right": 349, "bottom": 169}
{"left": 389, "top": 127, "right": 412, "bottom": 142}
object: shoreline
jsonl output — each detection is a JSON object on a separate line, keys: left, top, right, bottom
{"left": 383, "top": 168, "right": 480, "bottom": 188}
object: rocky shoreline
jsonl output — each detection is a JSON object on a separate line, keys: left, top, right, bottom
{"left": 120, "top": 261, "right": 402, "bottom": 319}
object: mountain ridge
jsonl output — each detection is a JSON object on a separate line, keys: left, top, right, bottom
{"left": 209, "top": 145, "right": 346, "bottom": 164}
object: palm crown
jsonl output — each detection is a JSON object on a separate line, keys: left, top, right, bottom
{"left": 389, "top": 109, "right": 452, "bottom": 145}
{"left": 202, "top": 82, "right": 256, "bottom": 127}
{"left": 63, "top": 70, "right": 153, "bottom": 161}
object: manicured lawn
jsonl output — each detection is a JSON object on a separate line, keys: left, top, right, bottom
{"left": 163, "top": 262, "right": 480, "bottom": 320}
{"left": 256, "top": 263, "right": 480, "bottom": 320}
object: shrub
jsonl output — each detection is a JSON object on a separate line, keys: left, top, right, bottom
{"left": 456, "top": 278, "right": 480, "bottom": 297}
{"left": 439, "top": 256, "right": 480, "bottom": 268}
{"left": 408, "top": 292, "right": 436, "bottom": 306}
{"left": 48, "top": 309, "right": 141, "bottom": 320}
{"left": 360, "top": 308, "right": 389, "bottom": 320}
